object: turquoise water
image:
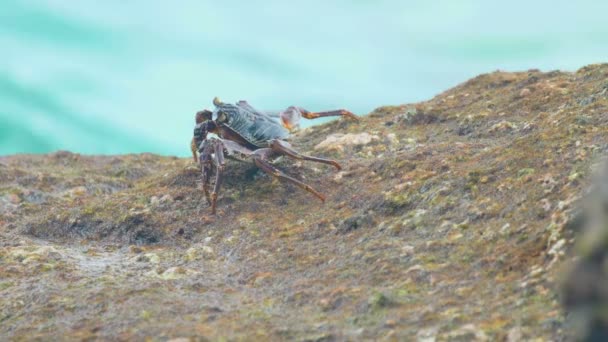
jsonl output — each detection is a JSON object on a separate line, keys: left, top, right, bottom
{"left": 2, "top": 0, "right": 607, "bottom": 156}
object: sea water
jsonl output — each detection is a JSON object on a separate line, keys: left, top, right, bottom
{"left": 1, "top": 0, "right": 607, "bottom": 155}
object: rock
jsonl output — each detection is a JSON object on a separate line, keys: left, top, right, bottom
{"left": 5, "top": 64, "right": 608, "bottom": 341}
{"left": 384, "top": 319, "right": 397, "bottom": 328}
{"left": 575, "top": 115, "right": 593, "bottom": 125}
{"left": 387, "top": 221, "right": 406, "bottom": 235}
{"left": 135, "top": 253, "right": 160, "bottom": 264}
{"left": 528, "top": 265, "right": 544, "bottom": 278}
{"left": 252, "top": 272, "right": 273, "bottom": 287}
{"left": 238, "top": 218, "right": 254, "bottom": 229}
{"left": 150, "top": 194, "right": 173, "bottom": 207}
{"left": 539, "top": 198, "right": 552, "bottom": 212}
{"left": 184, "top": 247, "right": 199, "bottom": 261}
{"left": 500, "top": 223, "right": 511, "bottom": 236}
{"left": 129, "top": 245, "right": 144, "bottom": 254}
{"left": 457, "top": 124, "right": 474, "bottom": 136}
{"left": 507, "top": 326, "right": 523, "bottom": 342}
{"left": 386, "top": 133, "right": 399, "bottom": 145}
{"left": 445, "top": 324, "right": 488, "bottom": 341}
{"left": 547, "top": 239, "right": 566, "bottom": 258}
{"left": 7, "top": 193, "right": 22, "bottom": 204}
{"left": 202, "top": 245, "right": 215, "bottom": 257}
{"left": 160, "top": 267, "right": 185, "bottom": 280}
{"left": 314, "top": 133, "right": 380, "bottom": 152}
{"left": 517, "top": 168, "right": 535, "bottom": 178}
{"left": 15, "top": 246, "right": 62, "bottom": 265}
{"left": 447, "top": 232, "right": 463, "bottom": 241}
{"left": 519, "top": 88, "right": 531, "bottom": 97}
{"left": 453, "top": 220, "right": 469, "bottom": 230}
{"left": 396, "top": 107, "right": 438, "bottom": 125}
{"left": 67, "top": 186, "right": 88, "bottom": 198}
{"left": 489, "top": 120, "right": 516, "bottom": 134}
{"left": 160, "top": 194, "right": 173, "bottom": 204}
{"left": 401, "top": 245, "right": 415, "bottom": 256}
{"left": 368, "top": 292, "right": 390, "bottom": 310}
{"left": 436, "top": 186, "right": 452, "bottom": 196}
{"left": 578, "top": 95, "right": 596, "bottom": 106}
{"left": 568, "top": 172, "right": 582, "bottom": 183}
{"left": 405, "top": 265, "right": 425, "bottom": 273}
{"left": 417, "top": 326, "right": 439, "bottom": 342}
{"left": 379, "top": 191, "right": 418, "bottom": 215}
{"left": 159, "top": 267, "right": 198, "bottom": 280}
{"left": 333, "top": 171, "right": 345, "bottom": 184}
{"left": 337, "top": 214, "right": 373, "bottom": 234}
{"left": 539, "top": 174, "right": 558, "bottom": 194}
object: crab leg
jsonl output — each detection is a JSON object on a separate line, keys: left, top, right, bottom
{"left": 190, "top": 138, "right": 199, "bottom": 163}
{"left": 191, "top": 110, "right": 212, "bottom": 163}
{"left": 199, "top": 143, "right": 213, "bottom": 205}
{"left": 269, "top": 139, "right": 341, "bottom": 170}
{"left": 210, "top": 141, "right": 225, "bottom": 214}
{"left": 253, "top": 148, "right": 326, "bottom": 202}
{"left": 297, "top": 107, "right": 358, "bottom": 121}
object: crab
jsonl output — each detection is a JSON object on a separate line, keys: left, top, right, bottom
{"left": 191, "top": 97, "right": 358, "bottom": 214}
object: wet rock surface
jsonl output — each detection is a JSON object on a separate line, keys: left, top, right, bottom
{"left": 2, "top": 64, "right": 608, "bottom": 340}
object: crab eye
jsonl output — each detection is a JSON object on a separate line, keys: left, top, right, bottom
{"left": 217, "top": 111, "right": 228, "bottom": 123}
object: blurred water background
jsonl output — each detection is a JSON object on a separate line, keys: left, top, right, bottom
{"left": 2, "top": 0, "right": 607, "bottom": 156}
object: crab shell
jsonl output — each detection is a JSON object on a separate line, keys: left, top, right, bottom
{"left": 211, "top": 97, "right": 290, "bottom": 149}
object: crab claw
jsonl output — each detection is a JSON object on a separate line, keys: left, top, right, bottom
{"left": 280, "top": 106, "right": 358, "bottom": 131}
{"left": 279, "top": 106, "right": 302, "bottom": 132}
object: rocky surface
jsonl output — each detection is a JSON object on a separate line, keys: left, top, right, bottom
{"left": 2, "top": 64, "right": 608, "bottom": 340}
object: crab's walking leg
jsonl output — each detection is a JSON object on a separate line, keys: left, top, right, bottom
{"left": 253, "top": 148, "right": 326, "bottom": 202}
{"left": 210, "top": 141, "right": 225, "bottom": 214}
{"left": 199, "top": 145, "right": 213, "bottom": 205}
{"left": 202, "top": 168, "right": 211, "bottom": 204}
{"left": 190, "top": 138, "right": 199, "bottom": 163}
{"left": 269, "top": 139, "right": 341, "bottom": 170}
{"left": 297, "top": 107, "right": 358, "bottom": 121}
